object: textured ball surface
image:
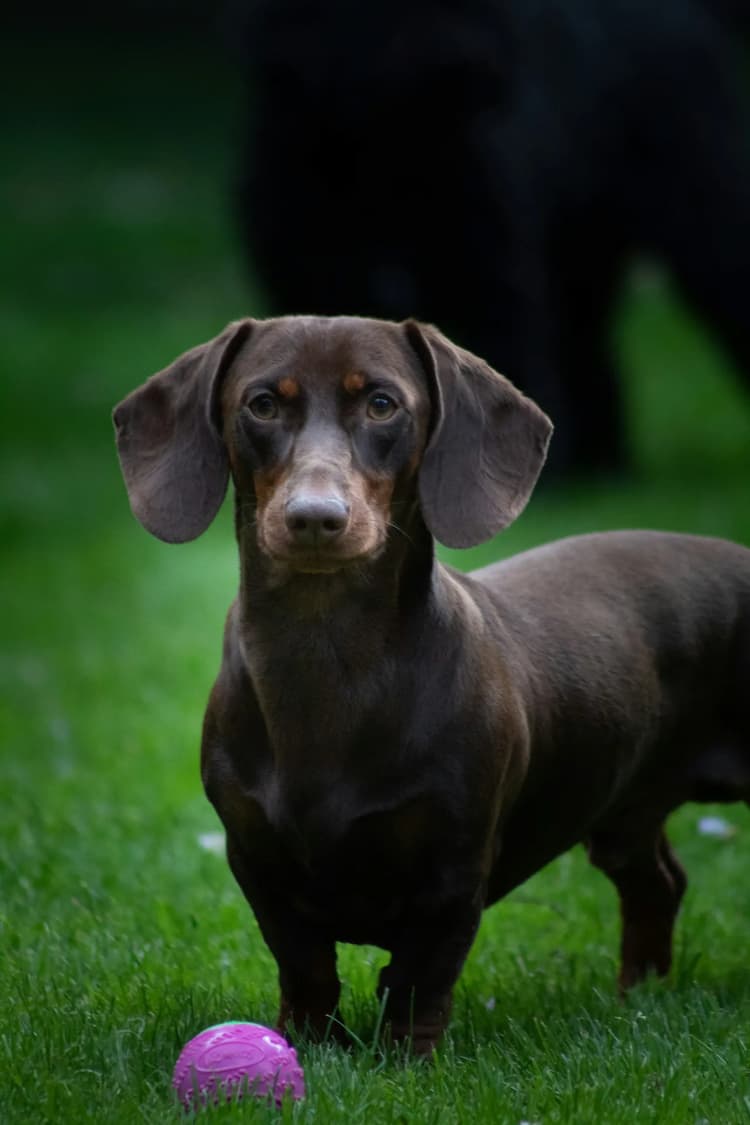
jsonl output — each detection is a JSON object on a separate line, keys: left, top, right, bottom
{"left": 172, "top": 1022, "right": 305, "bottom": 1109}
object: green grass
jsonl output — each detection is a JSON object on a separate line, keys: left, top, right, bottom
{"left": 3, "top": 38, "right": 750, "bottom": 1125}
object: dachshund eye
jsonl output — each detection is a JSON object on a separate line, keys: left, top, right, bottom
{"left": 247, "top": 392, "right": 279, "bottom": 421}
{"left": 367, "top": 392, "right": 398, "bottom": 421}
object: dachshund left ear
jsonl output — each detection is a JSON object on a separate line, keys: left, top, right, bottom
{"left": 406, "top": 320, "right": 553, "bottom": 549}
{"left": 113, "top": 319, "right": 254, "bottom": 543}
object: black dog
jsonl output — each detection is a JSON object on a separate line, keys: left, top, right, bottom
{"left": 114, "top": 315, "right": 750, "bottom": 1052}
{"left": 234, "top": 0, "right": 750, "bottom": 474}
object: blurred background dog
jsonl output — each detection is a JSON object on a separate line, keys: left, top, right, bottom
{"left": 235, "top": 0, "right": 750, "bottom": 474}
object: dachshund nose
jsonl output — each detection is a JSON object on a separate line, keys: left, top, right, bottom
{"left": 285, "top": 494, "right": 350, "bottom": 546}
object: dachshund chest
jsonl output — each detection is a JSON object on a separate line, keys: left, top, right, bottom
{"left": 218, "top": 772, "right": 446, "bottom": 940}
{"left": 246, "top": 772, "right": 435, "bottom": 868}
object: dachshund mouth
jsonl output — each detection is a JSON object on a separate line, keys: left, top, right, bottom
{"left": 288, "top": 556, "right": 353, "bottom": 574}
{"left": 277, "top": 546, "right": 376, "bottom": 574}
{"left": 263, "top": 535, "right": 386, "bottom": 575}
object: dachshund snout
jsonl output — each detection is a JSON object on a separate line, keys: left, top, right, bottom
{"left": 284, "top": 492, "right": 350, "bottom": 547}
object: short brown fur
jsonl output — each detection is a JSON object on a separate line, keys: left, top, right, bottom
{"left": 278, "top": 376, "right": 300, "bottom": 399}
{"left": 113, "top": 315, "right": 750, "bottom": 1054}
{"left": 343, "top": 371, "right": 366, "bottom": 394}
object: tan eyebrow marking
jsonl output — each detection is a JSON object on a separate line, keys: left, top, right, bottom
{"left": 343, "top": 371, "right": 366, "bottom": 394}
{"left": 277, "top": 376, "right": 300, "bottom": 399}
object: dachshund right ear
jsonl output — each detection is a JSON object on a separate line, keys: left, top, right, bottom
{"left": 406, "top": 321, "right": 552, "bottom": 549}
{"left": 113, "top": 320, "right": 253, "bottom": 543}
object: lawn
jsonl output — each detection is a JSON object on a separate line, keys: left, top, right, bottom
{"left": 2, "top": 37, "right": 750, "bottom": 1125}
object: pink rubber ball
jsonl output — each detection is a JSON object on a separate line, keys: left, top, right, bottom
{"left": 172, "top": 1021, "right": 305, "bottom": 1110}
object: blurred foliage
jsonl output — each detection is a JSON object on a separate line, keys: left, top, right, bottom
{"left": 2, "top": 41, "right": 749, "bottom": 566}
{"left": 1, "top": 35, "right": 750, "bottom": 1125}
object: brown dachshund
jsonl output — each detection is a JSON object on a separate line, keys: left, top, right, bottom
{"left": 114, "top": 316, "right": 750, "bottom": 1053}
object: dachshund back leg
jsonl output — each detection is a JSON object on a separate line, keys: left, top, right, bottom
{"left": 587, "top": 825, "right": 687, "bottom": 992}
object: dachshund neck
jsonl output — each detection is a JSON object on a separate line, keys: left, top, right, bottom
{"left": 234, "top": 500, "right": 435, "bottom": 761}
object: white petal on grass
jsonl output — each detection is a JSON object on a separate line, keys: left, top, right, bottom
{"left": 697, "top": 816, "right": 736, "bottom": 839}
{"left": 197, "top": 832, "right": 226, "bottom": 854}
